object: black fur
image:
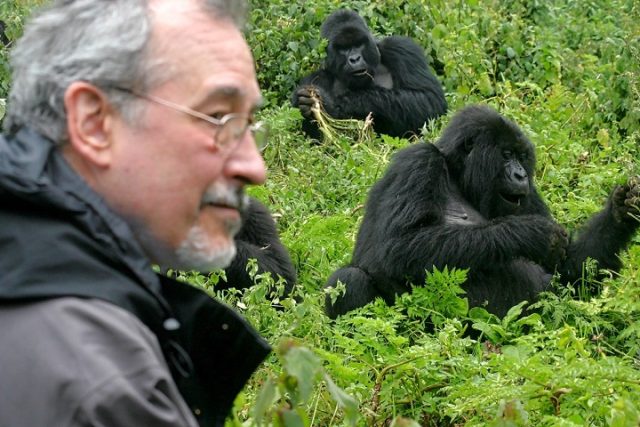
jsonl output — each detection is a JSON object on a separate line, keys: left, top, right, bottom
{"left": 292, "top": 10, "right": 447, "bottom": 140}
{"left": 0, "top": 21, "right": 9, "bottom": 47}
{"left": 325, "top": 105, "right": 640, "bottom": 318}
{"left": 218, "top": 197, "right": 297, "bottom": 296}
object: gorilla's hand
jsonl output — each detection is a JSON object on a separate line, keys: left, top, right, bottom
{"left": 294, "top": 86, "right": 317, "bottom": 119}
{"left": 294, "top": 85, "right": 334, "bottom": 119}
{"left": 514, "top": 216, "right": 567, "bottom": 271}
{"left": 611, "top": 177, "right": 640, "bottom": 225}
{"left": 541, "top": 222, "right": 569, "bottom": 271}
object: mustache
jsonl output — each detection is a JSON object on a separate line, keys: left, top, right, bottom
{"left": 200, "top": 185, "right": 249, "bottom": 213}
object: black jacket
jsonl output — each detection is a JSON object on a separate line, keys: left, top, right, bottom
{"left": 0, "top": 127, "right": 271, "bottom": 426}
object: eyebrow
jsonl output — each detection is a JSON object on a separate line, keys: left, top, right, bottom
{"left": 194, "top": 85, "right": 263, "bottom": 113}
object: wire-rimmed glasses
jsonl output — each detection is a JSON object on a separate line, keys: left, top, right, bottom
{"left": 110, "top": 86, "right": 268, "bottom": 152}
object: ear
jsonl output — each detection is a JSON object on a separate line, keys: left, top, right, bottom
{"left": 64, "top": 81, "right": 114, "bottom": 168}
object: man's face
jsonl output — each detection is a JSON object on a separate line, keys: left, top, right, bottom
{"left": 102, "top": 3, "right": 266, "bottom": 270}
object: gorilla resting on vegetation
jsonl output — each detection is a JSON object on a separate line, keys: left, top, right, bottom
{"left": 325, "top": 105, "right": 640, "bottom": 318}
{"left": 219, "top": 197, "right": 297, "bottom": 296}
{"left": 292, "top": 9, "right": 447, "bottom": 140}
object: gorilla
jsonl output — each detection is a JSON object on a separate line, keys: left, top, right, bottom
{"left": 292, "top": 10, "right": 447, "bottom": 140}
{"left": 0, "top": 20, "right": 9, "bottom": 47}
{"left": 218, "top": 197, "right": 297, "bottom": 296}
{"left": 324, "top": 105, "right": 640, "bottom": 318}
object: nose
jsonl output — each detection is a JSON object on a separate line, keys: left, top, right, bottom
{"left": 513, "top": 166, "right": 527, "bottom": 182}
{"left": 225, "top": 132, "right": 267, "bottom": 185}
{"left": 505, "top": 160, "right": 528, "bottom": 184}
{"left": 512, "top": 167, "right": 527, "bottom": 181}
{"left": 349, "top": 54, "right": 362, "bottom": 65}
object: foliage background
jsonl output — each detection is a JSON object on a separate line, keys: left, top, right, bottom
{"left": 2, "top": 0, "right": 640, "bottom": 425}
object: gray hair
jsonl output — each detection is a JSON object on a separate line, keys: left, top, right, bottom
{"left": 3, "top": 0, "right": 248, "bottom": 144}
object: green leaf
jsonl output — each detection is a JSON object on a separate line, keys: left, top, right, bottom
{"left": 323, "top": 372, "right": 359, "bottom": 426}
{"left": 502, "top": 301, "right": 527, "bottom": 328}
{"left": 389, "top": 416, "right": 422, "bottom": 427}
{"left": 283, "top": 346, "right": 322, "bottom": 403}
{"left": 501, "top": 345, "right": 530, "bottom": 364}
{"left": 252, "top": 377, "right": 277, "bottom": 426}
{"left": 277, "top": 408, "right": 307, "bottom": 427}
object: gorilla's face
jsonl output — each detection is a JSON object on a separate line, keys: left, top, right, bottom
{"left": 326, "top": 28, "right": 380, "bottom": 89}
{"left": 496, "top": 148, "right": 531, "bottom": 212}
{"left": 459, "top": 131, "right": 536, "bottom": 219}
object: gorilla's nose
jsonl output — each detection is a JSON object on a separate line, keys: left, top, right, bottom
{"left": 506, "top": 160, "right": 528, "bottom": 184}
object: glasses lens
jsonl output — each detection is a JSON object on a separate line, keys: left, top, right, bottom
{"left": 252, "top": 121, "right": 269, "bottom": 152}
{"left": 218, "top": 117, "right": 268, "bottom": 152}
{"left": 217, "top": 116, "right": 245, "bottom": 148}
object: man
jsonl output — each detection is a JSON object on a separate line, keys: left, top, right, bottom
{"left": 0, "top": 1, "right": 270, "bottom": 426}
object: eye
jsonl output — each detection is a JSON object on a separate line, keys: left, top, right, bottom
{"left": 208, "top": 112, "right": 227, "bottom": 121}
{"left": 502, "top": 150, "right": 513, "bottom": 159}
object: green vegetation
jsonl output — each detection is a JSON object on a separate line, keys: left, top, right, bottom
{"left": 2, "top": 0, "right": 640, "bottom": 425}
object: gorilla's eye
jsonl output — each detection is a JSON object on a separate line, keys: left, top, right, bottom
{"left": 502, "top": 150, "right": 513, "bottom": 159}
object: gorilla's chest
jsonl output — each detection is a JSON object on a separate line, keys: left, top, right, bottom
{"left": 331, "top": 64, "right": 394, "bottom": 94}
{"left": 443, "top": 185, "right": 485, "bottom": 225}
{"left": 373, "top": 64, "right": 393, "bottom": 89}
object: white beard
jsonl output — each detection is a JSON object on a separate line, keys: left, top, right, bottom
{"left": 174, "top": 223, "right": 238, "bottom": 271}
{"left": 125, "top": 184, "right": 248, "bottom": 272}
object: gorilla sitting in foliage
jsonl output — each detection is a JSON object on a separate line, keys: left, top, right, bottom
{"left": 325, "top": 105, "right": 640, "bottom": 318}
{"left": 0, "top": 20, "right": 9, "bottom": 47}
{"left": 212, "top": 197, "right": 297, "bottom": 296}
{"left": 292, "top": 10, "right": 447, "bottom": 140}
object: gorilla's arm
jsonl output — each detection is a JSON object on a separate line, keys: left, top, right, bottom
{"left": 559, "top": 180, "right": 640, "bottom": 282}
{"left": 382, "top": 216, "right": 565, "bottom": 281}
{"left": 325, "top": 87, "right": 441, "bottom": 137}
{"left": 222, "top": 198, "right": 296, "bottom": 294}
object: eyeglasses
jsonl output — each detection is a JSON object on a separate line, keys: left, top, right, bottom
{"left": 110, "top": 87, "right": 268, "bottom": 152}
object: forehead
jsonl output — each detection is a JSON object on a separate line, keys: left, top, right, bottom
{"left": 495, "top": 124, "right": 531, "bottom": 151}
{"left": 148, "top": 1, "right": 260, "bottom": 105}
{"left": 333, "top": 27, "right": 367, "bottom": 46}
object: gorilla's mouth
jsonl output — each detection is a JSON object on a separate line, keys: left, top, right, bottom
{"left": 500, "top": 192, "right": 524, "bottom": 206}
{"left": 352, "top": 69, "right": 372, "bottom": 78}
